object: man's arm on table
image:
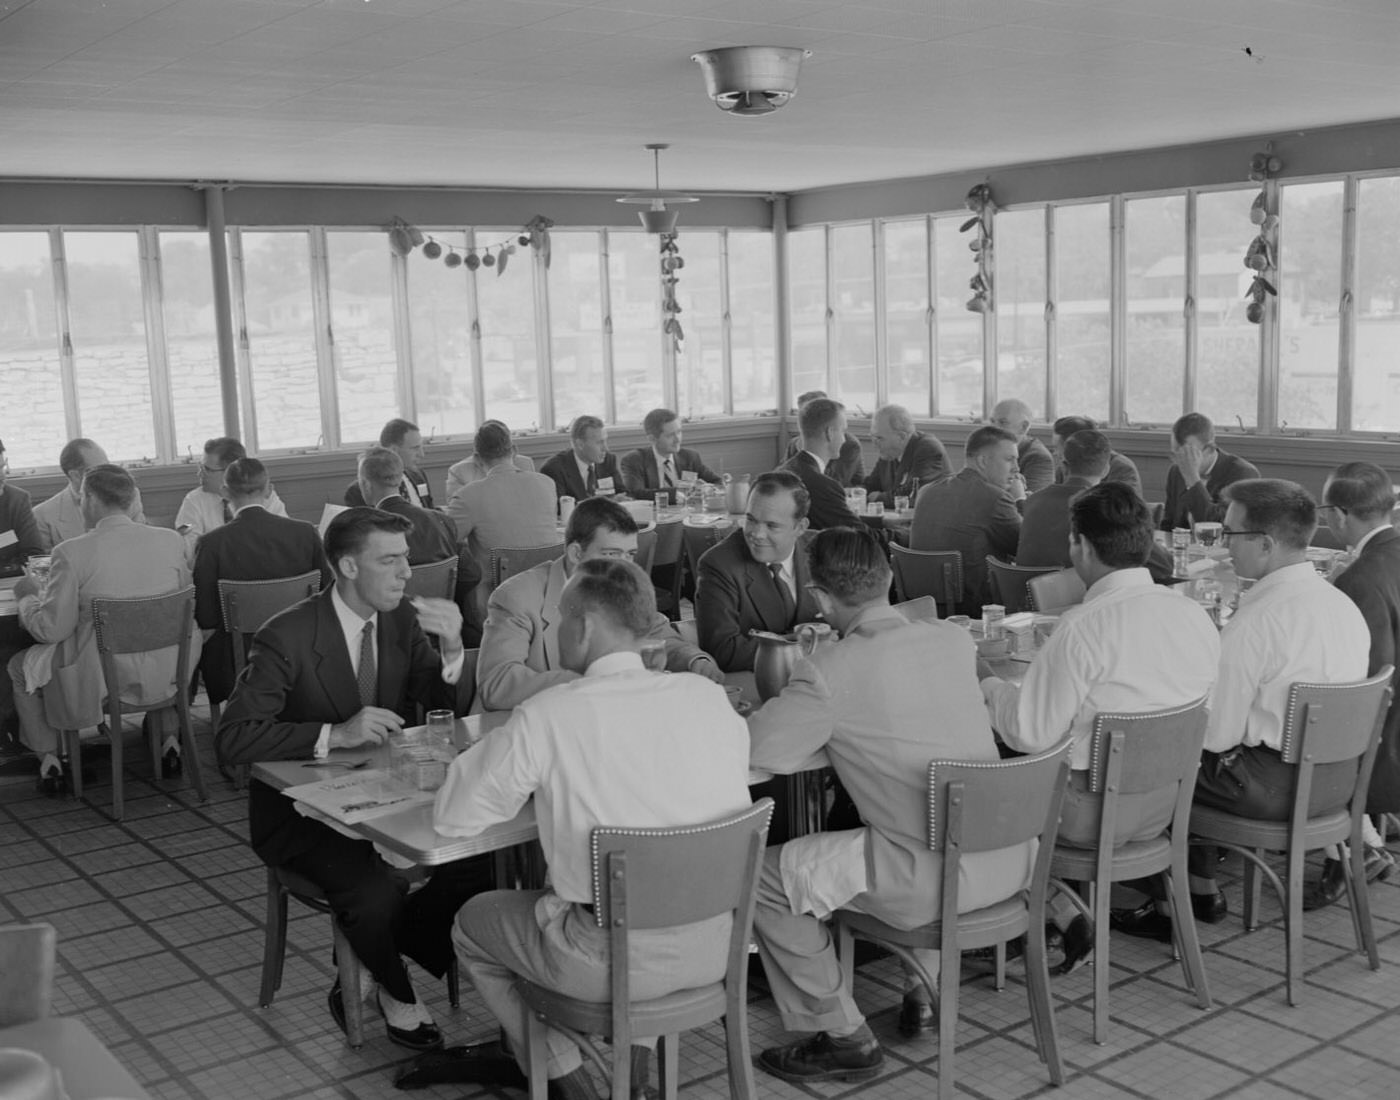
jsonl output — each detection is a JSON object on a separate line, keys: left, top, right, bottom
{"left": 649, "top": 614, "right": 723, "bottom": 681}
{"left": 214, "top": 628, "right": 328, "bottom": 763}
{"left": 695, "top": 557, "right": 756, "bottom": 673}
{"left": 434, "top": 709, "right": 538, "bottom": 837}
{"left": 476, "top": 585, "right": 579, "bottom": 710}
{"left": 17, "top": 547, "right": 80, "bottom": 644}
{"left": 982, "top": 629, "right": 1086, "bottom": 755}
{"left": 747, "top": 660, "right": 836, "bottom": 774}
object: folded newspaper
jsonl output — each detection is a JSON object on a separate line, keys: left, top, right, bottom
{"left": 282, "top": 769, "right": 433, "bottom": 825}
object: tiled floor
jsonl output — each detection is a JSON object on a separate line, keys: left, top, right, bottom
{"left": 2, "top": 711, "right": 1398, "bottom": 1100}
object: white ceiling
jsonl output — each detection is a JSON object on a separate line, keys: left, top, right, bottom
{"left": 2, "top": 0, "right": 1400, "bottom": 194}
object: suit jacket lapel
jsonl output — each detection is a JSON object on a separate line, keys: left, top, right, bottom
{"left": 541, "top": 559, "right": 567, "bottom": 668}
{"left": 744, "top": 555, "right": 787, "bottom": 630}
{"left": 377, "top": 605, "right": 409, "bottom": 712}
{"left": 311, "top": 590, "right": 357, "bottom": 719}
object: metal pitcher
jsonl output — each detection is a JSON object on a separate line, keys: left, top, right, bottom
{"left": 725, "top": 474, "right": 751, "bottom": 516}
{"left": 750, "top": 621, "right": 834, "bottom": 701}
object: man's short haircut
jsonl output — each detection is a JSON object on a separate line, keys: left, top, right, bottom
{"left": 379, "top": 418, "right": 419, "bottom": 448}
{"left": 570, "top": 415, "right": 604, "bottom": 442}
{"left": 223, "top": 457, "right": 268, "bottom": 497}
{"left": 798, "top": 397, "right": 844, "bottom": 440}
{"left": 203, "top": 437, "right": 247, "bottom": 467}
{"left": 565, "top": 558, "right": 656, "bottom": 638}
{"left": 1052, "top": 415, "right": 1097, "bottom": 440}
{"left": 807, "top": 526, "right": 892, "bottom": 605}
{"left": 565, "top": 496, "right": 638, "bottom": 549}
{"left": 1063, "top": 430, "right": 1113, "bottom": 478}
{"left": 324, "top": 507, "right": 413, "bottom": 575}
{"left": 1222, "top": 478, "right": 1317, "bottom": 550}
{"left": 1069, "top": 482, "right": 1153, "bottom": 569}
{"left": 965, "top": 425, "right": 1017, "bottom": 459}
{"left": 359, "top": 446, "right": 405, "bottom": 487}
{"left": 1172, "top": 412, "right": 1215, "bottom": 447}
{"left": 474, "top": 422, "right": 514, "bottom": 462}
{"left": 750, "top": 470, "right": 810, "bottom": 522}
{"left": 993, "top": 397, "right": 1032, "bottom": 425}
{"left": 796, "top": 390, "right": 827, "bottom": 407}
{"left": 642, "top": 408, "right": 677, "bottom": 438}
{"left": 81, "top": 464, "right": 137, "bottom": 512}
{"left": 1326, "top": 462, "right": 1397, "bottom": 521}
{"left": 875, "top": 404, "right": 915, "bottom": 434}
{"left": 59, "top": 438, "right": 100, "bottom": 475}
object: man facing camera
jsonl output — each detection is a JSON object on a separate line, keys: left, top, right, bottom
{"left": 476, "top": 497, "right": 719, "bottom": 711}
{"left": 695, "top": 471, "right": 822, "bottom": 673}
{"left": 345, "top": 418, "right": 434, "bottom": 510}
{"left": 216, "top": 508, "right": 489, "bottom": 1052}
{"left": 358, "top": 447, "right": 460, "bottom": 567}
{"left": 33, "top": 438, "right": 147, "bottom": 550}
{"left": 175, "top": 436, "right": 288, "bottom": 559}
{"left": 1160, "top": 412, "right": 1259, "bottom": 531}
{"left": 861, "top": 405, "right": 948, "bottom": 503}
{"left": 620, "top": 407, "right": 721, "bottom": 503}
{"left": 540, "top": 415, "right": 624, "bottom": 500}
{"left": 0, "top": 439, "right": 43, "bottom": 578}
{"left": 435, "top": 558, "right": 753, "bottom": 1100}
{"left": 990, "top": 398, "right": 1055, "bottom": 494}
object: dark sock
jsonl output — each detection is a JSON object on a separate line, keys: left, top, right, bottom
{"left": 550, "top": 1067, "right": 599, "bottom": 1100}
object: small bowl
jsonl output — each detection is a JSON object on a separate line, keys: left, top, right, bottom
{"left": 975, "top": 636, "right": 1011, "bottom": 660}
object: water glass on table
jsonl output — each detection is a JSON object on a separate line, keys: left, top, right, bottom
{"left": 1193, "top": 520, "right": 1222, "bottom": 549}
{"left": 894, "top": 495, "right": 911, "bottom": 516}
{"left": 639, "top": 638, "right": 668, "bottom": 671}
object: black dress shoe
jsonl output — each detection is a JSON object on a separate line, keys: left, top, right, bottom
{"left": 394, "top": 1042, "right": 527, "bottom": 1090}
{"left": 376, "top": 994, "right": 443, "bottom": 1052}
{"left": 758, "top": 1032, "right": 883, "bottom": 1084}
{"left": 897, "top": 992, "right": 937, "bottom": 1036}
{"left": 1050, "top": 915, "right": 1094, "bottom": 976}
{"left": 161, "top": 748, "right": 183, "bottom": 778}
{"left": 1109, "top": 900, "right": 1173, "bottom": 943}
{"left": 1304, "top": 847, "right": 1397, "bottom": 911}
{"left": 37, "top": 769, "right": 68, "bottom": 797}
{"left": 1192, "top": 889, "right": 1228, "bottom": 923}
{"left": 327, "top": 979, "right": 348, "bottom": 1035}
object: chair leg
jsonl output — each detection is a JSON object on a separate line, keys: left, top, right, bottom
{"left": 724, "top": 998, "right": 759, "bottom": 1100}
{"left": 61, "top": 730, "right": 81, "bottom": 800}
{"left": 835, "top": 919, "right": 855, "bottom": 990}
{"left": 1165, "top": 864, "right": 1211, "bottom": 1010}
{"left": 526, "top": 1009, "right": 549, "bottom": 1100}
{"left": 447, "top": 956, "right": 461, "bottom": 1008}
{"left": 1092, "top": 878, "right": 1110, "bottom": 1044}
{"left": 177, "top": 697, "right": 208, "bottom": 803}
{"left": 259, "top": 869, "right": 289, "bottom": 1007}
{"left": 1023, "top": 916, "right": 1064, "bottom": 1085}
{"left": 148, "top": 710, "right": 162, "bottom": 783}
{"left": 994, "top": 941, "right": 1006, "bottom": 991}
{"left": 937, "top": 943, "right": 960, "bottom": 1100}
{"left": 330, "top": 922, "right": 365, "bottom": 1047}
{"left": 658, "top": 1033, "right": 679, "bottom": 1100}
{"left": 109, "top": 709, "right": 125, "bottom": 820}
{"left": 1345, "top": 840, "right": 1381, "bottom": 970}
{"left": 1285, "top": 844, "right": 1305, "bottom": 1007}
{"left": 1243, "top": 850, "right": 1262, "bottom": 930}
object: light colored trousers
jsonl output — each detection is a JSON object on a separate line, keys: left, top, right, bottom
{"left": 8, "top": 650, "right": 174, "bottom": 758}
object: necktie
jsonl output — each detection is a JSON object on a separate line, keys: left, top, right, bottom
{"left": 586, "top": 464, "right": 598, "bottom": 496}
{"left": 221, "top": 499, "right": 234, "bottom": 524}
{"left": 769, "top": 562, "right": 796, "bottom": 626}
{"left": 663, "top": 458, "right": 677, "bottom": 488}
{"left": 357, "top": 621, "right": 377, "bottom": 707}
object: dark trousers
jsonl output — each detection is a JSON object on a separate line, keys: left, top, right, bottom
{"left": 278, "top": 817, "right": 494, "bottom": 1003}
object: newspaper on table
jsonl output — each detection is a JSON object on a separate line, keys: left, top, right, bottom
{"left": 281, "top": 769, "right": 433, "bottom": 825}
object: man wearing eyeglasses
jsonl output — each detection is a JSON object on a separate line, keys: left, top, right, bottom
{"left": 476, "top": 497, "right": 718, "bottom": 711}
{"left": 1159, "top": 412, "right": 1259, "bottom": 532}
{"left": 33, "top": 438, "right": 148, "bottom": 550}
{"left": 174, "top": 436, "right": 287, "bottom": 559}
{"left": 1115, "top": 478, "right": 1370, "bottom": 941}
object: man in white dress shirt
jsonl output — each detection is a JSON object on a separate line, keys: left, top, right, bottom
{"left": 174, "top": 436, "right": 287, "bottom": 559}
{"left": 33, "top": 438, "right": 147, "bottom": 550}
{"left": 1114, "top": 478, "right": 1371, "bottom": 940}
{"left": 435, "top": 558, "right": 752, "bottom": 1100}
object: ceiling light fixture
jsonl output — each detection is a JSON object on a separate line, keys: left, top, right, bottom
{"left": 691, "top": 45, "right": 811, "bottom": 117}
{"left": 617, "top": 143, "right": 697, "bottom": 234}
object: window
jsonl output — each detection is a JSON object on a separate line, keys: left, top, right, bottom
{"left": 674, "top": 231, "right": 724, "bottom": 419}
{"left": 884, "top": 219, "right": 930, "bottom": 416}
{"left": 158, "top": 231, "right": 227, "bottom": 461}
{"left": 406, "top": 231, "right": 474, "bottom": 438}
{"left": 1354, "top": 176, "right": 1400, "bottom": 431}
{"left": 1195, "top": 189, "right": 1259, "bottom": 427}
{"left": 0, "top": 232, "right": 64, "bottom": 470}
{"left": 475, "top": 232, "right": 540, "bottom": 429}
{"left": 830, "top": 224, "right": 876, "bottom": 413}
{"left": 934, "top": 216, "right": 983, "bottom": 418}
{"left": 1053, "top": 203, "right": 1111, "bottom": 422}
{"left": 549, "top": 231, "right": 606, "bottom": 431}
{"left": 1124, "top": 195, "right": 1186, "bottom": 424}
{"left": 995, "top": 208, "right": 1047, "bottom": 417}
{"left": 787, "top": 227, "right": 827, "bottom": 402}
{"left": 64, "top": 231, "right": 156, "bottom": 462}
{"left": 608, "top": 232, "right": 663, "bottom": 425}
{"left": 326, "top": 231, "right": 399, "bottom": 444}
{"left": 1278, "top": 181, "right": 1343, "bottom": 430}
{"left": 728, "top": 230, "right": 776, "bottom": 414}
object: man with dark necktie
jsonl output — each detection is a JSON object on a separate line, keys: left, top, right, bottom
{"left": 780, "top": 398, "right": 868, "bottom": 532}
{"left": 540, "top": 416, "right": 625, "bottom": 501}
{"left": 620, "top": 407, "right": 722, "bottom": 503}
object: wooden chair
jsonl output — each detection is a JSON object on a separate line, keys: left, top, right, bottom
{"left": 1049, "top": 698, "right": 1212, "bottom": 1043}
{"left": 405, "top": 557, "right": 458, "bottom": 600}
{"left": 681, "top": 522, "right": 732, "bottom": 585}
{"left": 0, "top": 923, "right": 55, "bottom": 1026}
{"left": 62, "top": 586, "right": 204, "bottom": 820}
{"left": 986, "top": 558, "right": 1063, "bottom": 614}
{"left": 491, "top": 544, "right": 565, "bottom": 589}
{"left": 518, "top": 799, "right": 775, "bottom": 1100}
{"left": 889, "top": 545, "right": 963, "bottom": 616}
{"left": 894, "top": 595, "right": 939, "bottom": 622}
{"left": 1188, "top": 668, "right": 1393, "bottom": 1005}
{"left": 1027, "top": 567, "right": 1086, "bottom": 613}
{"left": 834, "top": 741, "right": 1072, "bottom": 1100}
{"left": 645, "top": 519, "right": 686, "bottom": 621}
{"left": 258, "top": 867, "right": 459, "bottom": 1048}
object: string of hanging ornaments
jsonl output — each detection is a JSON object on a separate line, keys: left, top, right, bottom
{"left": 1243, "top": 147, "right": 1282, "bottom": 324}
{"left": 660, "top": 231, "right": 684, "bottom": 352}
{"left": 387, "top": 214, "right": 555, "bottom": 273}
{"left": 961, "top": 182, "right": 996, "bottom": 313}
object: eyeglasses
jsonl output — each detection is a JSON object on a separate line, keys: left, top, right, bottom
{"left": 1220, "top": 527, "right": 1267, "bottom": 546}
{"left": 200, "top": 463, "right": 225, "bottom": 476}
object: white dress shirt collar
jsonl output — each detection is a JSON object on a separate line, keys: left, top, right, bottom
{"left": 584, "top": 651, "right": 646, "bottom": 678}
{"left": 1240, "top": 559, "right": 1316, "bottom": 605}
{"left": 330, "top": 585, "right": 378, "bottom": 674}
{"left": 1082, "top": 566, "right": 1152, "bottom": 602}
{"left": 574, "top": 453, "right": 594, "bottom": 487}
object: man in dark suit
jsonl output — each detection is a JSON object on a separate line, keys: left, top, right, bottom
{"left": 1160, "top": 412, "right": 1259, "bottom": 531}
{"left": 193, "top": 458, "right": 330, "bottom": 706}
{"left": 216, "top": 509, "right": 488, "bottom": 1052}
{"left": 695, "top": 471, "right": 821, "bottom": 673}
{"left": 910, "top": 426, "right": 1025, "bottom": 613}
{"left": 539, "top": 415, "right": 625, "bottom": 501}
{"left": 1306, "top": 461, "right": 1400, "bottom": 907}
{"left": 0, "top": 439, "right": 43, "bottom": 579}
{"left": 344, "top": 418, "right": 434, "bottom": 509}
{"left": 780, "top": 398, "right": 866, "bottom": 531}
{"left": 1017, "top": 430, "right": 1111, "bottom": 567}
{"left": 620, "top": 407, "right": 721, "bottom": 503}
{"left": 861, "top": 405, "right": 949, "bottom": 503}
{"left": 357, "top": 447, "right": 459, "bottom": 566}
{"left": 784, "top": 390, "right": 865, "bottom": 487}
{"left": 991, "top": 397, "right": 1055, "bottom": 493}
{"left": 1051, "top": 415, "right": 1141, "bottom": 495}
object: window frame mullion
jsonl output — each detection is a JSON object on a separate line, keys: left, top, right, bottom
{"left": 49, "top": 228, "right": 82, "bottom": 440}
{"left": 141, "top": 226, "right": 177, "bottom": 464}
{"left": 1337, "top": 175, "right": 1359, "bottom": 433}
{"left": 308, "top": 227, "right": 339, "bottom": 451}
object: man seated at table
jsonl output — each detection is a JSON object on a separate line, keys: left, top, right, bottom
{"left": 1304, "top": 462, "right": 1400, "bottom": 907}
{"left": 746, "top": 526, "right": 1034, "bottom": 1081}
{"left": 620, "top": 406, "right": 721, "bottom": 503}
{"left": 1159, "top": 412, "right": 1259, "bottom": 532}
{"left": 33, "top": 438, "right": 147, "bottom": 550}
{"left": 345, "top": 418, "right": 434, "bottom": 509}
{"left": 860, "top": 404, "right": 948, "bottom": 504}
{"left": 193, "top": 458, "right": 330, "bottom": 712}
{"left": 1017, "top": 429, "right": 1112, "bottom": 567}
{"left": 990, "top": 397, "right": 1055, "bottom": 494}
{"left": 910, "top": 426, "right": 1025, "bottom": 614}
{"left": 359, "top": 447, "right": 460, "bottom": 567}
{"left": 0, "top": 438, "right": 43, "bottom": 578}
{"left": 1114, "top": 479, "right": 1371, "bottom": 940}
{"left": 784, "top": 390, "right": 865, "bottom": 487}
{"left": 445, "top": 422, "right": 557, "bottom": 631}
{"left": 1050, "top": 416, "right": 1141, "bottom": 494}
{"left": 444, "top": 420, "right": 535, "bottom": 499}
{"left": 434, "top": 557, "right": 752, "bottom": 1100}
{"left": 9, "top": 465, "right": 195, "bottom": 792}
{"left": 477, "top": 497, "right": 718, "bottom": 711}
{"left": 175, "top": 436, "right": 288, "bottom": 559}
{"left": 540, "top": 416, "right": 624, "bottom": 501}
{"left": 982, "top": 483, "right": 1220, "bottom": 968}
{"left": 695, "top": 471, "right": 822, "bottom": 673}
{"left": 216, "top": 509, "right": 490, "bottom": 1051}
{"left": 781, "top": 398, "right": 867, "bottom": 531}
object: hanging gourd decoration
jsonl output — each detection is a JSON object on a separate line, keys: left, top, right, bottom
{"left": 383, "top": 214, "right": 554, "bottom": 275}
{"left": 661, "top": 232, "right": 685, "bottom": 351}
{"left": 961, "top": 182, "right": 996, "bottom": 313}
{"left": 1242, "top": 147, "right": 1283, "bottom": 324}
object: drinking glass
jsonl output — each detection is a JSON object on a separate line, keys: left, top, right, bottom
{"left": 426, "top": 709, "right": 454, "bottom": 752}
{"left": 639, "top": 638, "right": 668, "bottom": 671}
{"left": 894, "top": 495, "right": 911, "bottom": 515}
{"left": 867, "top": 501, "right": 884, "bottom": 517}
{"left": 1193, "top": 521, "right": 1222, "bottom": 548}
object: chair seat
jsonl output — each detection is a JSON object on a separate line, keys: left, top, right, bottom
{"left": 1051, "top": 834, "right": 1171, "bottom": 881}
{"left": 516, "top": 979, "right": 727, "bottom": 1039}
{"left": 837, "top": 893, "right": 1029, "bottom": 953}
{"left": 1189, "top": 805, "right": 1352, "bottom": 851}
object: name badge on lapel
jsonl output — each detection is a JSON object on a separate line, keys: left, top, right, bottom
{"left": 596, "top": 477, "right": 616, "bottom": 495}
